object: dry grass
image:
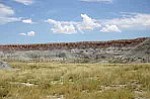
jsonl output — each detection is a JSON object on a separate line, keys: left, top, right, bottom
{"left": 0, "top": 62, "right": 150, "bottom": 99}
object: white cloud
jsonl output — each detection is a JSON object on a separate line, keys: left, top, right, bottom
{"left": 22, "top": 19, "right": 33, "bottom": 24}
{"left": 19, "top": 31, "right": 36, "bottom": 36}
{"left": 46, "top": 19, "right": 77, "bottom": 34}
{"left": 13, "top": 0, "right": 34, "bottom": 5}
{"left": 27, "top": 31, "right": 36, "bottom": 36}
{"left": 51, "top": 24, "right": 77, "bottom": 34}
{"left": 104, "top": 13, "right": 150, "bottom": 30}
{"left": 0, "top": 17, "right": 21, "bottom": 24}
{"left": 0, "top": 4, "right": 14, "bottom": 17}
{"left": 46, "top": 13, "right": 150, "bottom": 34}
{"left": 46, "top": 14, "right": 101, "bottom": 34}
{"left": 80, "top": 0, "right": 112, "bottom": 3}
{"left": 77, "top": 14, "right": 101, "bottom": 32}
{"left": 0, "top": 3, "right": 21, "bottom": 24}
{"left": 19, "top": 33, "right": 26, "bottom": 36}
{"left": 100, "top": 25, "right": 121, "bottom": 32}
{"left": 0, "top": 3, "right": 36, "bottom": 25}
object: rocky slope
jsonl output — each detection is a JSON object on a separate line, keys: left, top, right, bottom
{"left": 123, "top": 38, "right": 150, "bottom": 63}
{"left": 0, "top": 37, "right": 149, "bottom": 63}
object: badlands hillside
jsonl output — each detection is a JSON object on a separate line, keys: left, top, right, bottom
{"left": 0, "top": 37, "right": 149, "bottom": 63}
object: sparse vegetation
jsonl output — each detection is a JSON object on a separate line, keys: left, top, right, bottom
{"left": 0, "top": 62, "right": 150, "bottom": 99}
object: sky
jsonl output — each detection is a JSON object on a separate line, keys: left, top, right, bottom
{"left": 0, "top": 0, "right": 150, "bottom": 44}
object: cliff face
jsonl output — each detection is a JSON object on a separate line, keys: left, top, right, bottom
{"left": 0, "top": 37, "right": 149, "bottom": 63}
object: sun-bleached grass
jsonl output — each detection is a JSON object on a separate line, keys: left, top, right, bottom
{"left": 0, "top": 62, "right": 150, "bottom": 99}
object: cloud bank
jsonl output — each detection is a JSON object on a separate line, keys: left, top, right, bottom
{"left": 46, "top": 14, "right": 101, "bottom": 34}
{"left": 46, "top": 13, "right": 150, "bottom": 34}
{"left": 104, "top": 13, "right": 150, "bottom": 29}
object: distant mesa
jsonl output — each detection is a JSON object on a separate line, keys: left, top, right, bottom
{"left": 0, "top": 37, "right": 149, "bottom": 63}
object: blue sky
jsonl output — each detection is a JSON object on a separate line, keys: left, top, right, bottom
{"left": 0, "top": 0, "right": 150, "bottom": 44}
